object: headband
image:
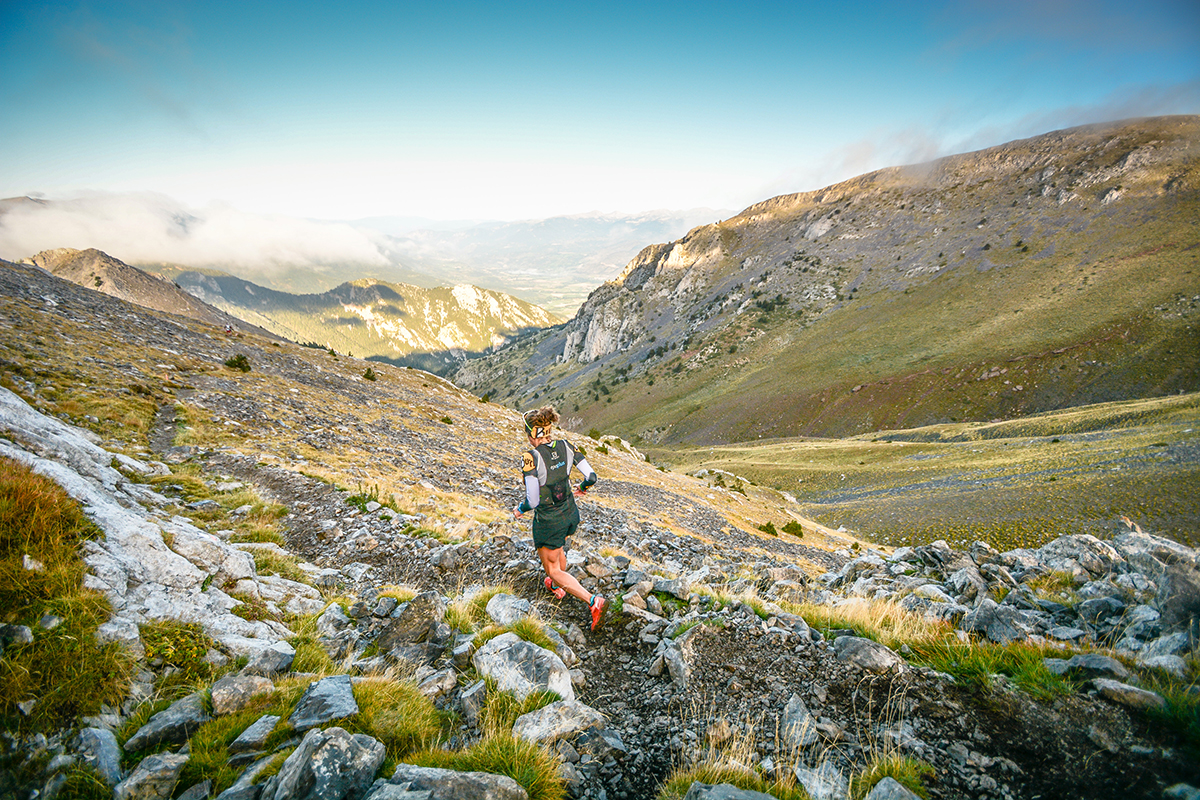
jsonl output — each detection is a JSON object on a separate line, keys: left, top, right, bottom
{"left": 523, "top": 411, "right": 552, "bottom": 439}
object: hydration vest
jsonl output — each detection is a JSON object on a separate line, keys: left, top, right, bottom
{"left": 528, "top": 440, "right": 575, "bottom": 508}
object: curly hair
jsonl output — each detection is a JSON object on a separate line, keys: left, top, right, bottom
{"left": 523, "top": 406, "right": 559, "bottom": 436}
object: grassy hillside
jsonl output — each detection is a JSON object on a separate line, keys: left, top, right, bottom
{"left": 664, "top": 393, "right": 1200, "bottom": 549}
{"left": 457, "top": 116, "right": 1199, "bottom": 446}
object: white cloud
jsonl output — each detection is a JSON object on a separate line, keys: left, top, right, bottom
{"left": 0, "top": 192, "right": 390, "bottom": 272}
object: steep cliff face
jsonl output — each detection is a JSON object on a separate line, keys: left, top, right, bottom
{"left": 560, "top": 230, "right": 728, "bottom": 363}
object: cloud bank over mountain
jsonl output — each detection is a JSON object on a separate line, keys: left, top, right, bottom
{"left": 0, "top": 193, "right": 391, "bottom": 273}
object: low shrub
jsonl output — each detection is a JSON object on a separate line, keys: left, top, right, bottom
{"left": 224, "top": 354, "right": 251, "bottom": 372}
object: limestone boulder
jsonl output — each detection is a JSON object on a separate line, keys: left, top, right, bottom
{"left": 473, "top": 632, "right": 574, "bottom": 702}
{"left": 259, "top": 726, "right": 385, "bottom": 800}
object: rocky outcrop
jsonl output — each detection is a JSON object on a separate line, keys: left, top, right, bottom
{"left": 0, "top": 386, "right": 293, "bottom": 656}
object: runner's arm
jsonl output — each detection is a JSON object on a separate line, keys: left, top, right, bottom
{"left": 521, "top": 474, "right": 540, "bottom": 510}
{"left": 575, "top": 457, "right": 597, "bottom": 492}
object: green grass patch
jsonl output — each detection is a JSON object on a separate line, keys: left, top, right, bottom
{"left": 473, "top": 616, "right": 558, "bottom": 653}
{"left": 1142, "top": 667, "right": 1200, "bottom": 758}
{"left": 139, "top": 619, "right": 220, "bottom": 691}
{"left": 655, "top": 761, "right": 809, "bottom": 800}
{"left": 850, "top": 754, "right": 936, "bottom": 800}
{"left": 480, "top": 681, "right": 561, "bottom": 732}
{"left": 251, "top": 549, "right": 310, "bottom": 584}
{"left": 667, "top": 393, "right": 1200, "bottom": 550}
{"left": 347, "top": 676, "right": 446, "bottom": 760}
{"left": 907, "top": 639, "right": 1076, "bottom": 701}
{"left": 0, "top": 457, "right": 135, "bottom": 732}
{"left": 410, "top": 731, "right": 565, "bottom": 800}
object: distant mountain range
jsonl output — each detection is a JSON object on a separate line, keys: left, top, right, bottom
{"left": 0, "top": 197, "right": 726, "bottom": 318}
{"left": 454, "top": 116, "right": 1200, "bottom": 445}
{"left": 359, "top": 208, "right": 731, "bottom": 316}
{"left": 22, "top": 248, "right": 560, "bottom": 375}
{"left": 167, "top": 268, "right": 561, "bottom": 373}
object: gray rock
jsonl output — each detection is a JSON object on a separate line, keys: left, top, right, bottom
{"left": 485, "top": 593, "right": 532, "bottom": 626}
{"left": 124, "top": 692, "right": 212, "bottom": 751}
{"left": 96, "top": 617, "right": 146, "bottom": 658}
{"left": 653, "top": 576, "right": 691, "bottom": 600}
{"left": 379, "top": 764, "right": 527, "bottom": 800}
{"left": 831, "top": 636, "right": 905, "bottom": 673}
{"left": 472, "top": 632, "right": 574, "bottom": 702}
{"left": 793, "top": 761, "right": 849, "bottom": 800}
{"left": 683, "top": 782, "right": 778, "bottom": 800}
{"left": 317, "top": 603, "right": 353, "bottom": 636}
{"left": 574, "top": 727, "right": 627, "bottom": 759}
{"left": 416, "top": 668, "right": 457, "bottom": 699}
{"left": 1038, "top": 534, "right": 1121, "bottom": 577}
{"left": 229, "top": 714, "right": 281, "bottom": 754}
{"left": 781, "top": 693, "right": 818, "bottom": 747}
{"left": 259, "top": 726, "right": 385, "bottom": 800}
{"left": 1046, "top": 626, "right": 1088, "bottom": 641}
{"left": 1142, "top": 631, "right": 1193, "bottom": 659}
{"left": 75, "top": 727, "right": 122, "bottom": 787}
{"left": 289, "top": 674, "right": 360, "bottom": 732}
{"left": 961, "top": 599, "right": 1036, "bottom": 644}
{"left": 1138, "top": 654, "right": 1189, "bottom": 679}
{"left": 865, "top": 777, "right": 922, "bottom": 800}
{"left": 1092, "top": 678, "right": 1166, "bottom": 711}
{"left": 244, "top": 641, "right": 296, "bottom": 677}
{"left": 0, "top": 624, "right": 34, "bottom": 646}
{"left": 362, "top": 784, "right": 433, "bottom": 800}
{"left": 211, "top": 674, "right": 275, "bottom": 716}
{"left": 1164, "top": 784, "right": 1200, "bottom": 800}
{"left": 512, "top": 699, "right": 605, "bottom": 744}
{"left": 1076, "top": 596, "right": 1125, "bottom": 625}
{"left": 460, "top": 680, "right": 487, "bottom": 727}
{"left": 216, "top": 753, "right": 279, "bottom": 800}
{"left": 177, "top": 780, "right": 213, "bottom": 800}
{"left": 377, "top": 592, "right": 447, "bottom": 650}
{"left": 1043, "top": 653, "right": 1130, "bottom": 681}
{"left": 114, "top": 752, "right": 190, "bottom": 800}
{"left": 389, "top": 642, "right": 445, "bottom": 667}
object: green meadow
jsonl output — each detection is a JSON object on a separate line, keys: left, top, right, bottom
{"left": 666, "top": 392, "right": 1200, "bottom": 550}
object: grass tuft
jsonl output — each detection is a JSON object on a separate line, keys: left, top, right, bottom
{"left": 0, "top": 457, "right": 135, "bottom": 732}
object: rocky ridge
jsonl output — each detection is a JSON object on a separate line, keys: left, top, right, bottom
{"left": 26, "top": 249, "right": 265, "bottom": 337}
{"left": 0, "top": 258, "right": 1198, "bottom": 800}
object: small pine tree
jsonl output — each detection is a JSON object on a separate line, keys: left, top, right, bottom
{"left": 224, "top": 354, "right": 251, "bottom": 372}
{"left": 782, "top": 520, "right": 804, "bottom": 537}
{"left": 363, "top": 367, "right": 377, "bottom": 381}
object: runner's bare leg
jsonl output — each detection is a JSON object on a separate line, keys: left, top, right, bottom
{"left": 538, "top": 546, "right": 591, "bottom": 603}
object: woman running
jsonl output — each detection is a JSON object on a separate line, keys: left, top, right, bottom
{"left": 512, "top": 406, "right": 606, "bottom": 630}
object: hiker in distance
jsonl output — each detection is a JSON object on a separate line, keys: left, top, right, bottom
{"left": 512, "top": 406, "right": 606, "bottom": 630}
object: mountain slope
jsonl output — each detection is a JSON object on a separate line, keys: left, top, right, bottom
{"left": 26, "top": 247, "right": 265, "bottom": 334}
{"left": 173, "top": 269, "right": 563, "bottom": 373}
{"left": 454, "top": 116, "right": 1200, "bottom": 444}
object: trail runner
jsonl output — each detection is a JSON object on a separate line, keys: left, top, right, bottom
{"left": 512, "top": 406, "right": 606, "bottom": 630}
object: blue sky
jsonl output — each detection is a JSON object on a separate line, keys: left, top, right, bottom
{"left": 2, "top": 0, "right": 1198, "bottom": 221}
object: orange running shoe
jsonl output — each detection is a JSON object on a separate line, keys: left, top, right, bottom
{"left": 589, "top": 595, "right": 606, "bottom": 631}
{"left": 544, "top": 576, "right": 566, "bottom": 599}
